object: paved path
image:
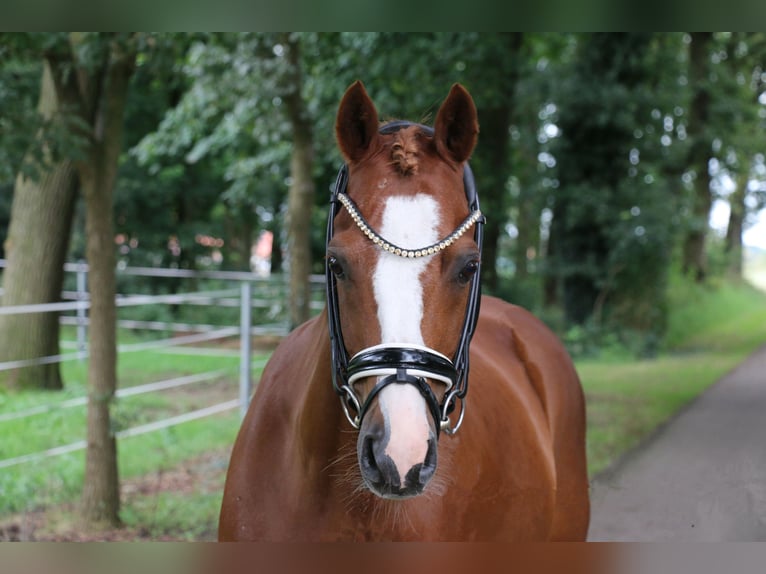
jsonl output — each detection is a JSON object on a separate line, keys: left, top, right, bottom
{"left": 588, "top": 344, "right": 766, "bottom": 541}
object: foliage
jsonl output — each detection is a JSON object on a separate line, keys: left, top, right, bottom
{"left": 663, "top": 269, "right": 766, "bottom": 352}
{"left": 549, "top": 33, "right": 685, "bottom": 350}
{"left": 2, "top": 32, "right": 766, "bottom": 355}
{"left": 0, "top": 47, "right": 40, "bottom": 183}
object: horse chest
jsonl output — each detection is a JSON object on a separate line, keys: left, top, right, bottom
{"left": 299, "top": 435, "right": 556, "bottom": 541}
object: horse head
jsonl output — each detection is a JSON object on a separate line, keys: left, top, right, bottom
{"left": 328, "top": 81, "right": 482, "bottom": 499}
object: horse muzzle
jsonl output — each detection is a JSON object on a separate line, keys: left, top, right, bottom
{"left": 340, "top": 345, "right": 454, "bottom": 499}
{"left": 358, "top": 415, "right": 438, "bottom": 499}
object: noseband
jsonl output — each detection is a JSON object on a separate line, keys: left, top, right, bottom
{"left": 326, "top": 121, "right": 485, "bottom": 438}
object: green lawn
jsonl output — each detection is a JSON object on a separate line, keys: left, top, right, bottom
{"left": 0, "top": 332, "right": 269, "bottom": 519}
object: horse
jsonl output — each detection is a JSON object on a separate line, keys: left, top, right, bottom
{"left": 218, "top": 81, "right": 590, "bottom": 541}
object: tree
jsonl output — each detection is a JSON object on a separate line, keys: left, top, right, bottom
{"left": 130, "top": 34, "right": 293, "bottom": 277}
{"left": 549, "top": 33, "right": 678, "bottom": 348}
{"left": 458, "top": 33, "right": 524, "bottom": 295}
{"left": 280, "top": 33, "right": 315, "bottom": 328}
{"left": 130, "top": 33, "right": 344, "bottom": 326}
{"left": 113, "top": 34, "right": 214, "bottom": 278}
{"left": 128, "top": 35, "right": 276, "bottom": 275}
{"left": 0, "top": 59, "right": 79, "bottom": 390}
{"left": 719, "top": 33, "right": 766, "bottom": 277}
{"left": 45, "top": 32, "right": 138, "bottom": 527}
{"left": 0, "top": 34, "right": 43, "bottom": 189}
{"left": 681, "top": 32, "right": 714, "bottom": 282}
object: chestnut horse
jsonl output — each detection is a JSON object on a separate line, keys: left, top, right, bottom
{"left": 219, "top": 81, "right": 589, "bottom": 541}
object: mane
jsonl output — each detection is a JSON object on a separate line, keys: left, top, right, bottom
{"left": 387, "top": 126, "right": 422, "bottom": 176}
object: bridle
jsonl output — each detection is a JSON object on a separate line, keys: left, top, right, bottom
{"left": 326, "top": 121, "right": 485, "bottom": 438}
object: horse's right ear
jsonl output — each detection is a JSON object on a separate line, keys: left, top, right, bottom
{"left": 335, "top": 81, "right": 380, "bottom": 163}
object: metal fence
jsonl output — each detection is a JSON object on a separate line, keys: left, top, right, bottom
{"left": 0, "top": 259, "right": 325, "bottom": 469}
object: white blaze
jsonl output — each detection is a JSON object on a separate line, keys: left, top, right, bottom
{"left": 372, "top": 194, "right": 440, "bottom": 481}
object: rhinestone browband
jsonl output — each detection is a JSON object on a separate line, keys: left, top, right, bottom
{"left": 336, "top": 192, "right": 483, "bottom": 259}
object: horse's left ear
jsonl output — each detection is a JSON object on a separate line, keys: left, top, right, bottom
{"left": 434, "top": 84, "right": 479, "bottom": 164}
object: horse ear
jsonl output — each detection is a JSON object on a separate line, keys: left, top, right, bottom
{"left": 434, "top": 83, "right": 479, "bottom": 164}
{"left": 335, "top": 81, "right": 380, "bottom": 163}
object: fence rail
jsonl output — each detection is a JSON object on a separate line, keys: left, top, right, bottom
{"left": 0, "top": 400, "right": 241, "bottom": 470}
{"left": 0, "top": 258, "right": 325, "bottom": 368}
{"left": 0, "top": 370, "right": 228, "bottom": 423}
{"left": 0, "top": 259, "right": 326, "bottom": 471}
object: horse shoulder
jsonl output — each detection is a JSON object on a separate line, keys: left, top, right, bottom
{"left": 219, "top": 315, "right": 329, "bottom": 540}
{"left": 483, "top": 296, "right": 583, "bottom": 422}
{"left": 244, "top": 314, "right": 328, "bottom": 443}
{"left": 476, "top": 295, "right": 589, "bottom": 539}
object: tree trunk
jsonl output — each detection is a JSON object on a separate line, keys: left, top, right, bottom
{"left": 724, "top": 35, "right": 763, "bottom": 281}
{"left": 0, "top": 62, "right": 78, "bottom": 391}
{"left": 512, "top": 113, "right": 541, "bottom": 284}
{"left": 269, "top": 196, "right": 284, "bottom": 274}
{"left": 80, "top": 162, "right": 121, "bottom": 527}
{"left": 80, "top": 43, "right": 135, "bottom": 528}
{"left": 46, "top": 33, "right": 136, "bottom": 529}
{"left": 543, "top": 212, "right": 559, "bottom": 309}
{"left": 725, "top": 171, "right": 747, "bottom": 278}
{"left": 513, "top": 192, "right": 533, "bottom": 282}
{"left": 474, "top": 106, "right": 512, "bottom": 295}
{"left": 470, "top": 33, "right": 523, "bottom": 295}
{"left": 282, "top": 34, "right": 315, "bottom": 330}
{"left": 682, "top": 32, "right": 713, "bottom": 283}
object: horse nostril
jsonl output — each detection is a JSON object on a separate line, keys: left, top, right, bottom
{"left": 419, "top": 458, "right": 436, "bottom": 484}
{"left": 408, "top": 438, "right": 437, "bottom": 488}
{"left": 358, "top": 428, "right": 436, "bottom": 497}
{"left": 359, "top": 431, "right": 402, "bottom": 493}
{"left": 360, "top": 435, "right": 383, "bottom": 484}
{"left": 404, "top": 463, "right": 423, "bottom": 489}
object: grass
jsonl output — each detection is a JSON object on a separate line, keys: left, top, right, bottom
{"left": 120, "top": 490, "right": 225, "bottom": 540}
{"left": 2, "top": 274, "right": 765, "bottom": 538}
{"left": 0, "top": 328, "right": 270, "bottom": 524}
{"left": 579, "top": 275, "right": 766, "bottom": 477}
{"left": 116, "top": 446, "right": 232, "bottom": 541}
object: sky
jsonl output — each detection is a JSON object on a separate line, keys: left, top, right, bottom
{"left": 743, "top": 210, "right": 766, "bottom": 250}
{"left": 710, "top": 200, "right": 766, "bottom": 251}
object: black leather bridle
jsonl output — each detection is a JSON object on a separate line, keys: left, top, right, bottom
{"left": 326, "top": 121, "right": 484, "bottom": 438}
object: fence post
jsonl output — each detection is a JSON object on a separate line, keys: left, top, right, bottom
{"left": 239, "top": 281, "right": 252, "bottom": 419}
{"left": 76, "top": 260, "right": 88, "bottom": 361}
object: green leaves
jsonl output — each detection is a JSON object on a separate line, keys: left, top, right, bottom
{"left": 4, "top": 33, "right": 763, "bottom": 351}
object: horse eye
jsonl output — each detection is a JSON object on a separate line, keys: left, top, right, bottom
{"left": 327, "top": 256, "right": 346, "bottom": 279}
{"left": 457, "top": 260, "right": 479, "bottom": 285}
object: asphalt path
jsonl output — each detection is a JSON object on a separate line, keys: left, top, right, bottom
{"left": 588, "top": 343, "right": 766, "bottom": 541}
